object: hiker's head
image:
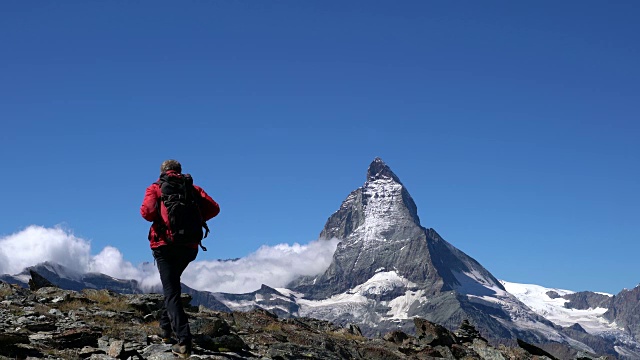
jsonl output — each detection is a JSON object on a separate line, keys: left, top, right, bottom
{"left": 160, "top": 159, "right": 182, "bottom": 174}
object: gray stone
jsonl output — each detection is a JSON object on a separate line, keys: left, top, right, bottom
{"left": 470, "top": 339, "right": 506, "bottom": 360}
{"left": 94, "top": 310, "right": 118, "bottom": 318}
{"left": 414, "top": 318, "right": 456, "bottom": 346}
{"left": 98, "top": 336, "right": 110, "bottom": 350}
{"left": 140, "top": 343, "right": 171, "bottom": 357}
{"left": 107, "top": 339, "right": 124, "bottom": 358}
{"left": 53, "top": 327, "right": 101, "bottom": 349}
{"left": 191, "top": 317, "right": 231, "bottom": 337}
{"left": 146, "top": 353, "right": 177, "bottom": 360}
{"left": 79, "top": 346, "right": 106, "bottom": 358}
{"left": 48, "top": 308, "right": 64, "bottom": 317}
{"left": 88, "top": 355, "right": 117, "bottom": 360}
{"left": 195, "top": 333, "right": 246, "bottom": 352}
{"left": 25, "top": 322, "right": 57, "bottom": 332}
{"left": 383, "top": 330, "right": 410, "bottom": 344}
{"left": 454, "top": 319, "right": 486, "bottom": 343}
{"left": 1, "top": 332, "right": 30, "bottom": 345}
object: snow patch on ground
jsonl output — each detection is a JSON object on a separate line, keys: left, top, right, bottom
{"left": 615, "top": 345, "right": 640, "bottom": 359}
{"left": 453, "top": 270, "right": 503, "bottom": 296}
{"left": 349, "top": 271, "right": 417, "bottom": 296}
{"left": 214, "top": 297, "right": 260, "bottom": 311}
{"left": 501, "top": 281, "right": 618, "bottom": 334}
{"left": 12, "top": 274, "right": 30, "bottom": 284}
{"left": 386, "top": 290, "right": 428, "bottom": 320}
{"left": 458, "top": 279, "right": 593, "bottom": 349}
{"left": 297, "top": 271, "right": 424, "bottom": 322}
{"left": 274, "top": 288, "right": 304, "bottom": 298}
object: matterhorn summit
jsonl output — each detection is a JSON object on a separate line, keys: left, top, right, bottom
{"left": 289, "top": 158, "right": 571, "bottom": 341}
{"left": 293, "top": 158, "right": 503, "bottom": 301}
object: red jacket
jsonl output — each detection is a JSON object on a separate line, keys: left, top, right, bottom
{"left": 140, "top": 170, "right": 220, "bottom": 249}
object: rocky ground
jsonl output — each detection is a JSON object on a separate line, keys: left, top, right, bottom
{"left": 0, "top": 280, "right": 609, "bottom": 360}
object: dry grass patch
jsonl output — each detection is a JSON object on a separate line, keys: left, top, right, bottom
{"left": 45, "top": 348, "right": 82, "bottom": 360}
{"left": 328, "top": 330, "right": 366, "bottom": 342}
{"left": 55, "top": 299, "right": 90, "bottom": 314}
{"left": 0, "top": 284, "right": 13, "bottom": 298}
{"left": 81, "top": 289, "right": 132, "bottom": 312}
{"left": 5, "top": 303, "right": 26, "bottom": 316}
{"left": 34, "top": 303, "right": 52, "bottom": 315}
{"left": 93, "top": 316, "right": 158, "bottom": 339}
{"left": 264, "top": 321, "right": 285, "bottom": 333}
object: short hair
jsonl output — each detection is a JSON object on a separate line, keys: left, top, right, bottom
{"left": 160, "top": 159, "right": 182, "bottom": 174}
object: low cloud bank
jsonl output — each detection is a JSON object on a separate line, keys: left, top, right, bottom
{"left": 184, "top": 240, "right": 339, "bottom": 293}
{"left": 0, "top": 226, "right": 91, "bottom": 275}
{"left": 0, "top": 226, "right": 339, "bottom": 294}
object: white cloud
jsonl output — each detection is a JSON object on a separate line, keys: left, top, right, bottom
{"left": 182, "top": 239, "right": 340, "bottom": 293}
{"left": 90, "top": 246, "right": 153, "bottom": 283}
{"left": 0, "top": 225, "right": 91, "bottom": 275}
{"left": 0, "top": 225, "right": 339, "bottom": 294}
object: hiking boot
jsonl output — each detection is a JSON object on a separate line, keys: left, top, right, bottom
{"left": 161, "top": 329, "right": 176, "bottom": 344}
{"left": 171, "top": 342, "right": 192, "bottom": 358}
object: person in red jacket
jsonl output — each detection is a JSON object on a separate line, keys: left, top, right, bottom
{"left": 140, "top": 159, "right": 219, "bottom": 358}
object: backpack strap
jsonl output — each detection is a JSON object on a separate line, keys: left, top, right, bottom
{"left": 199, "top": 223, "right": 210, "bottom": 251}
{"left": 203, "top": 222, "right": 210, "bottom": 238}
{"left": 198, "top": 241, "right": 208, "bottom": 252}
{"left": 152, "top": 181, "right": 169, "bottom": 240}
{"left": 186, "top": 174, "right": 210, "bottom": 251}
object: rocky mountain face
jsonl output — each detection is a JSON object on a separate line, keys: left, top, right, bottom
{"left": 303, "top": 157, "right": 506, "bottom": 299}
{"left": 0, "top": 279, "right": 603, "bottom": 360}
{"left": 550, "top": 291, "right": 612, "bottom": 311}
{"left": 297, "top": 158, "right": 507, "bottom": 299}
{"left": 603, "top": 286, "right": 640, "bottom": 343}
{"left": 0, "top": 262, "right": 141, "bottom": 294}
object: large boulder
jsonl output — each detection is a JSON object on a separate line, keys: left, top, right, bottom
{"left": 414, "top": 317, "right": 457, "bottom": 346}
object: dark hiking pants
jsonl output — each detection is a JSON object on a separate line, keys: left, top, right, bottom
{"left": 152, "top": 245, "right": 198, "bottom": 344}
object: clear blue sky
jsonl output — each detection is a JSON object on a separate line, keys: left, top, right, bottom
{"left": 1, "top": 1, "right": 638, "bottom": 294}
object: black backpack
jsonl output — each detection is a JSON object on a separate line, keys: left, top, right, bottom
{"left": 156, "top": 173, "right": 209, "bottom": 251}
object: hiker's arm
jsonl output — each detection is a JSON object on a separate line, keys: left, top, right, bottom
{"left": 195, "top": 186, "right": 220, "bottom": 221}
{"left": 140, "top": 184, "right": 159, "bottom": 222}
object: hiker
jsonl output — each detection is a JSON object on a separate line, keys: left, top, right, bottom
{"left": 140, "top": 159, "right": 220, "bottom": 358}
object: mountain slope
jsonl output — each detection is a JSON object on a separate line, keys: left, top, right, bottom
{"left": 0, "top": 261, "right": 141, "bottom": 294}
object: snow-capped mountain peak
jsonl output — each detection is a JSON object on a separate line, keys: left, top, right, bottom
{"left": 367, "top": 157, "right": 402, "bottom": 184}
